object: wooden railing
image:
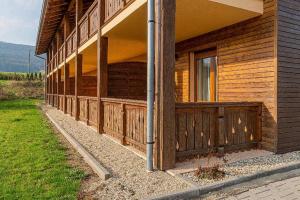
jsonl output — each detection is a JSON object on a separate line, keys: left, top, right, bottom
{"left": 53, "top": 95, "right": 58, "bottom": 107}
{"left": 175, "top": 102, "right": 262, "bottom": 160}
{"left": 47, "top": 94, "right": 53, "bottom": 105}
{"left": 58, "top": 95, "right": 64, "bottom": 111}
{"left": 102, "top": 98, "right": 147, "bottom": 152}
{"left": 66, "top": 30, "right": 76, "bottom": 57}
{"left": 66, "top": 95, "right": 76, "bottom": 116}
{"left": 58, "top": 44, "right": 65, "bottom": 65}
{"left": 79, "top": 1, "right": 99, "bottom": 46}
{"left": 53, "top": 53, "right": 58, "bottom": 69}
{"left": 104, "top": 0, "right": 134, "bottom": 22}
{"left": 78, "top": 96, "right": 98, "bottom": 128}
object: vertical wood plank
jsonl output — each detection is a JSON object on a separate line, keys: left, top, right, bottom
{"left": 194, "top": 110, "right": 203, "bottom": 150}
{"left": 187, "top": 112, "right": 195, "bottom": 151}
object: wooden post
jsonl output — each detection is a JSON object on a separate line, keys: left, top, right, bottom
{"left": 97, "top": 37, "right": 108, "bottom": 133}
{"left": 63, "top": 14, "right": 70, "bottom": 114}
{"left": 64, "top": 63, "right": 70, "bottom": 114}
{"left": 218, "top": 106, "right": 225, "bottom": 153}
{"left": 154, "top": 0, "right": 176, "bottom": 170}
{"left": 121, "top": 103, "right": 126, "bottom": 145}
{"left": 57, "top": 69, "right": 61, "bottom": 109}
{"left": 74, "top": 0, "right": 83, "bottom": 121}
{"left": 51, "top": 74, "right": 55, "bottom": 107}
{"left": 86, "top": 98, "right": 90, "bottom": 125}
{"left": 75, "top": 54, "right": 82, "bottom": 120}
{"left": 97, "top": 0, "right": 108, "bottom": 134}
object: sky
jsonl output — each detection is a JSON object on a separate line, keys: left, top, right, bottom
{"left": 0, "top": 0, "right": 43, "bottom": 46}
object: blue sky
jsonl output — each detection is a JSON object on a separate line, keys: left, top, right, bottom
{"left": 0, "top": 0, "right": 43, "bottom": 46}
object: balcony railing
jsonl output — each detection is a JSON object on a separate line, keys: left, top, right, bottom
{"left": 78, "top": 96, "right": 98, "bottom": 127}
{"left": 66, "top": 95, "right": 76, "bottom": 116}
{"left": 102, "top": 97, "right": 147, "bottom": 152}
{"left": 79, "top": 1, "right": 99, "bottom": 46}
{"left": 48, "top": 0, "right": 136, "bottom": 74}
{"left": 59, "top": 44, "right": 65, "bottom": 65}
{"left": 175, "top": 102, "right": 262, "bottom": 160}
{"left": 104, "top": 0, "right": 134, "bottom": 22}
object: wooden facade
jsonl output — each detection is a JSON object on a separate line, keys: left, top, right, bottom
{"left": 37, "top": 0, "right": 300, "bottom": 170}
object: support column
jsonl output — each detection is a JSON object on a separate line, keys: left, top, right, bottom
{"left": 64, "top": 63, "right": 70, "bottom": 114}
{"left": 97, "top": 0, "right": 108, "bottom": 134}
{"left": 57, "top": 69, "right": 61, "bottom": 109}
{"left": 51, "top": 74, "right": 55, "bottom": 107}
{"left": 154, "top": 0, "right": 176, "bottom": 170}
{"left": 97, "top": 37, "right": 108, "bottom": 133}
{"left": 74, "top": 0, "right": 83, "bottom": 121}
{"left": 75, "top": 54, "right": 82, "bottom": 121}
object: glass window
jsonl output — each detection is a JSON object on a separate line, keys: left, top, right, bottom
{"left": 196, "top": 54, "right": 217, "bottom": 102}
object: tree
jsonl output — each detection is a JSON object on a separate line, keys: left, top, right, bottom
{"left": 38, "top": 72, "right": 42, "bottom": 81}
{"left": 30, "top": 73, "right": 34, "bottom": 81}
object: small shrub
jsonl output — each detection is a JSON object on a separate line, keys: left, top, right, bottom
{"left": 194, "top": 149, "right": 228, "bottom": 180}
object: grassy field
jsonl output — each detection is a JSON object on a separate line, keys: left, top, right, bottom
{"left": 0, "top": 80, "right": 44, "bottom": 100}
{"left": 0, "top": 100, "right": 85, "bottom": 199}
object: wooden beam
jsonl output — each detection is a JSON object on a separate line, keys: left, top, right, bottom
{"left": 155, "top": 0, "right": 176, "bottom": 170}
{"left": 64, "top": 63, "right": 70, "bottom": 114}
{"left": 97, "top": 37, "right": 108, "bottom": 133}
{"left": 75, "top": 54, "right": 82, "bottom": 120}
{"left": 74, "top": 0, "right": 82, "bottom": 121}
{"left": 57, "top": 69, "right": 62, "bottom": 109}
{"left": 97, "top": 0, "right": 108, "bottom": 134}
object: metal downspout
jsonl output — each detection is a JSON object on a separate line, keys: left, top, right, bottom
{"left": 147, "top": 0, "right": 155, "bottom": 172}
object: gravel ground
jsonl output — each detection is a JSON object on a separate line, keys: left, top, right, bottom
{"left": 44, "top": 106, "right": 189, "bottom": 200}
{"left": 182, "top": 150, "right": 300, "bottom": 186}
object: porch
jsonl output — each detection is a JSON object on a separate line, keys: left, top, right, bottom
{"left": 47, "top": 91, "right": 262, "bottom": 162}
{"left": 43, "top": 0, "right": 268, "bottom": 170}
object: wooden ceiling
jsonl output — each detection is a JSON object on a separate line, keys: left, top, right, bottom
{"left": 36, "top": 0, "right": 71, "bottom": 55}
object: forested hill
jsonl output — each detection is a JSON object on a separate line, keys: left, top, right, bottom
{"left": 0, "top": 41, "right": 45, "bottom": 72}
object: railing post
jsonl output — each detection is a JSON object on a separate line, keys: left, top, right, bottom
{"left": 257, "top": 104, "right": 262, "bottom": 149}
{"left": 217, "top": 106, "right": 225, "bottom": 154}
{"left": 121, "top": 103, "right": 126, "bottom": 145}
{"left": 57, "top": 68, "right": 61, "bottom": 110}
{"left": 86, "top": 98, "right": 90, "bottom": 125}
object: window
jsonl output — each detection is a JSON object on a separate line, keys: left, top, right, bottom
{"left": 195, "top": 49, "right": 217, "bottom": 102}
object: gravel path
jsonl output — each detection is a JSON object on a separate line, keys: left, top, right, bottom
{"left": 183, "top": 150, "right": 300, "bottom": 186}
{"left": 44, "top": 106, "right": 189, "bottom": 200}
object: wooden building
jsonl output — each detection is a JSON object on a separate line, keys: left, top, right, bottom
{"left": 36, "top": 0, "right": 300, "bottom": 170}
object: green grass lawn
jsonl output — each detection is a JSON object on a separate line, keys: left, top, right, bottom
{"left": 0, "top": 100, "right": 85, "bottom": 199}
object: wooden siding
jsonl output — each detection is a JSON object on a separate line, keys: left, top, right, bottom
{"left": 277, "top": 0, "right": 300, "bottom": 153}
{"left": 80, "top": 76, "right": 97, "bottom": 97}
{"left": 175, "top": 0, "right": 277, "bottom": 151}
{"left": 108, "top": 62, "right": 147, "bottom": 100}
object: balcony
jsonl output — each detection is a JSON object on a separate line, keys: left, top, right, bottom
{"left": 47, "top": 0, "right": 263, "bottom": 74}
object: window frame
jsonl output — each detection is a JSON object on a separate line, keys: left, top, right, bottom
{"left": 194, "top": 49, "right": 217, "bottom": 102}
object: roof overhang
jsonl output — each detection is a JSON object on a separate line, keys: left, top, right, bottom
{"left": 35, "top": 0, "right": 70, "bottom": 55}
